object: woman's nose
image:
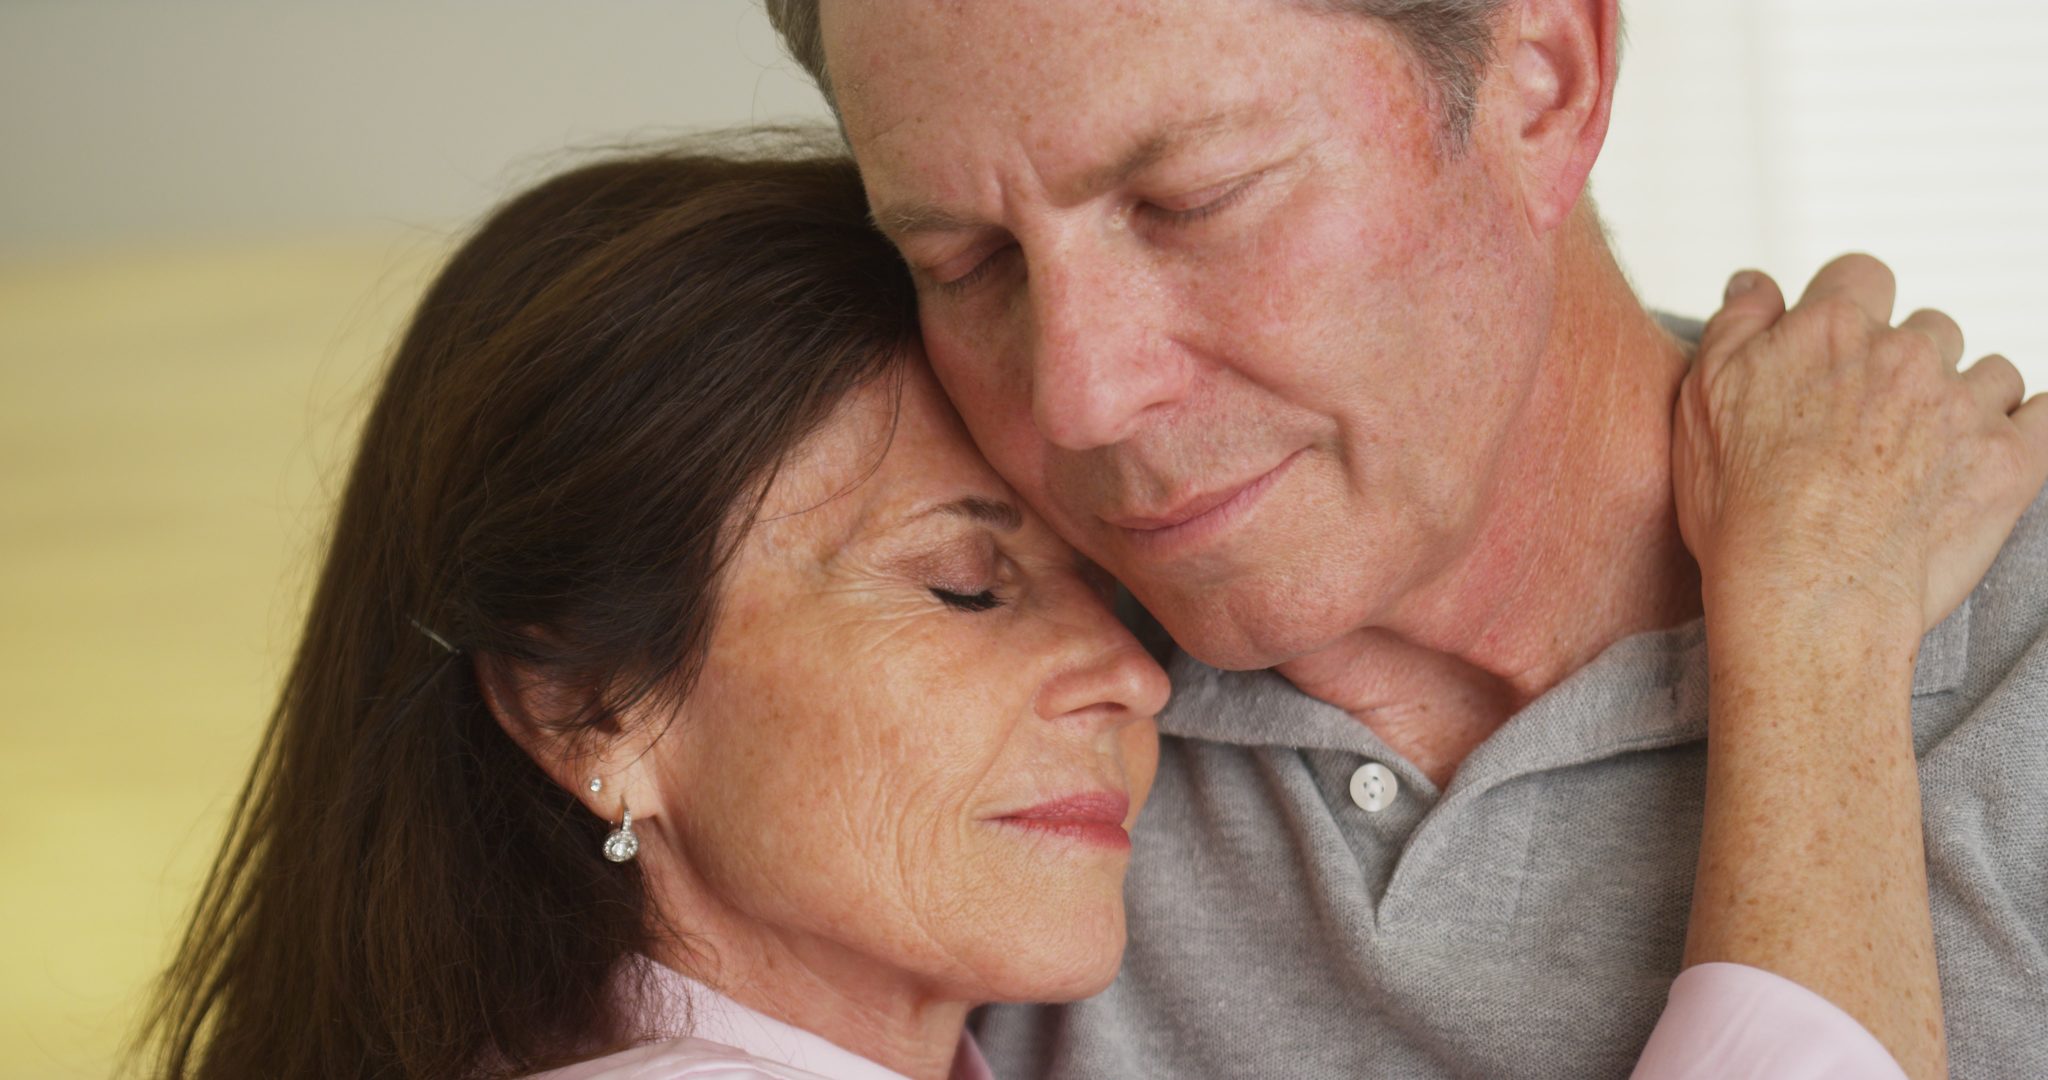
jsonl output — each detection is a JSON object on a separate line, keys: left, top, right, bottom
{"left": 1032, "top": 598, "right": 1173, "bottom": 731}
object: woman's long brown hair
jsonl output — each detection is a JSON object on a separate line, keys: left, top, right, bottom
{"left": 133, "top": 133, "right": 919, "bottom": 1079}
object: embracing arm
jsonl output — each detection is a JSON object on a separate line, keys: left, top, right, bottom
{"left": 1651, "top": 577, "right": 1928, "bottom": 1080}
{"left": 1640, "top": 256, "right": 2048, "bottom": 1080}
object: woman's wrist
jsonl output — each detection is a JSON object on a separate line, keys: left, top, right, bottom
{"left": 1699, "top": 579, "right": 1921, "bottom": 750}
{"left": 1700, "top": 565, "right": 1924, "bottom": 671}
{"left": 1687, "top": 576, "right": 1939, "bottom": 1079}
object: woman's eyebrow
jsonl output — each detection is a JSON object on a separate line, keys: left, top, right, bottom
{"left": 922, "top": 495, "right": 1023, "bottom": 532}
{"left": 825, "top": 495, "right": 1021, "bottom": 569}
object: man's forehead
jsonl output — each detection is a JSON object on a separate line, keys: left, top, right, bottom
{"left": 821, "top": 0, "right": 1310, "bottom": 154}
{"left": 822, "top": 0, "right": 1357, "bottom": 222}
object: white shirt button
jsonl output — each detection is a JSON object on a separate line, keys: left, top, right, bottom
{"left": 1349, "top": 762, "right": 1399, "bottom": 813}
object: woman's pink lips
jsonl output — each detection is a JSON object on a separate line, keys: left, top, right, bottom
{"left": 992, "top": 792, "right": 1133, "bottom": 850}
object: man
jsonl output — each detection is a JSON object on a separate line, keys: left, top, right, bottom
{"left": 766, "top": 1, "right": 2048, "bottom": 1076}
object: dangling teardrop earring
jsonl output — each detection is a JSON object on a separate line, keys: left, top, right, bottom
{"left": 603, "top": 806, "right": 639, "bottom": 863}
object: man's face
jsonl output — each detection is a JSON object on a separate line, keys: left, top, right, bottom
{"left": 824, "top": 0, "right": 1558, "bottom": 669}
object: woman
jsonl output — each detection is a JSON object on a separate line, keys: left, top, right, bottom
{"left": 135, "top": 135, "right": 2014, "bottom": 1079}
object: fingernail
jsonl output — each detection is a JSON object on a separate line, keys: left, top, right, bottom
{"left": 1724, "top": 271, "right": 1761, "bottom": 301}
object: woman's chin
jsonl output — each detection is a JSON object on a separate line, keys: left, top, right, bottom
{"left": 966, "top": 898, "right": 1129, "bottom": 1004}
{"left": 1039, "top": 947, "right": 1126, "bottom": 1001}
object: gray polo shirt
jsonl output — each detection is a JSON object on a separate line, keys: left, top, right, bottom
{"left": 976, "top": 490, "right": 2048, "bottom": 1076}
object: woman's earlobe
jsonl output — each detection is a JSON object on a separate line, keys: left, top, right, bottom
{"left": 476, "top": 648, "right": 667, "bottom": 850}
{"left": 601, "top": 805, "right": 641, "bottom": 863}
{"left": 586, "top": 775, "right": 650, "bottom": 863}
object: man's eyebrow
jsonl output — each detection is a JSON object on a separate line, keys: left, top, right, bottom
{"left": 869, "top": 105, "right": 1270, "bottom": 239}
{"left": 870, "top": 202, "right": 981, "bottom": 238}
{"left": 1082, "top": 105, "right": 1267, "bottom": 193}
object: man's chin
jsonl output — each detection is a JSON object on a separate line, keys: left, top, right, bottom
{"left": 1143, "top": 586, "right": 1356, "bottom": 673}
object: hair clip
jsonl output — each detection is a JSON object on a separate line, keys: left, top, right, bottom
{"left": 408, "top": 616, "right": 459, "bottom": 655}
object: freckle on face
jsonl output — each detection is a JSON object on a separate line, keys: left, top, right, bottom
{"left": 830, "top": 0, "right": 1551, "bottom": 668}
{"left": 647, "top": 363, "right": 1150, "bottom": 1001}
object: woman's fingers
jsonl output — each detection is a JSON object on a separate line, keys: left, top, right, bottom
{"left": 1798, "top": 252, "right": 1899, "bottom": 326}
{"left": 1675, "top": 252, "right": 2043, "bottom": 636}
{"left": 1960, "top": 354, "right": 2027, "bottom": 416}
{"left": 1697, "top": 269, "right": 1787, "bottom": 366}
{"left": 1898, "top": 308, "right": 1965, "bottom": 369}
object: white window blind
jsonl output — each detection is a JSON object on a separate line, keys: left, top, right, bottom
{"left": 1594, "top": 1, "right": 2048, "bottom": 390}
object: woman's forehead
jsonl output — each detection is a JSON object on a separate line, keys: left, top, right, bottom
{"left": 751, "top": 364, "right": 1003, "bottom": 551}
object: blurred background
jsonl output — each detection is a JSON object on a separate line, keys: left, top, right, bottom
{"left": 1, "top": 2, "right": 2042, "bottom": 1075}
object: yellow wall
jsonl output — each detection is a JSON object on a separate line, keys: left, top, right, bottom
{"left": 1, "top": 6, "right": 824, "bottom": 1071}
{"left": 0, "top": 239, "right": 443, "bottom": 1078}
{"left": 4, "top": 5, "right": 2044, "bottom": 1077}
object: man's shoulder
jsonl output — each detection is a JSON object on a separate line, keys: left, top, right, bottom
{"left": 2002, "top": 476, "right": 2048, "bottom": 562}
{"left": 1968, "top": 477, "right": 2048, "bottom": 653}
{"left": 1920, "top": 478, "right": 2048, "bottom": 745}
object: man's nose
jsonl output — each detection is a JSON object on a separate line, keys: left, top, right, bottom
{"left": 1024, "top": 246, "right": 1190, "bottom": 451}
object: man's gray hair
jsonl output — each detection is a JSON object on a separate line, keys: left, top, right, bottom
{"left": 763, "top": 0, "right": 1512, "bottom": 146}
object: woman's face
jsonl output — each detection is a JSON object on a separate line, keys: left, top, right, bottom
{"left": 637, "top": 357, "right": 1169, "bottom": 1004}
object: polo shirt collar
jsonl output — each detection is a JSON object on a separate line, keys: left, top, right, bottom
{"left": 1157, "top": 599, "right": 1972, "bottom": 795}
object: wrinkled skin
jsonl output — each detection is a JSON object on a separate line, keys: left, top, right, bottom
{"left": 1675, "top": 256, "right": 2047, "bottom": 633}
{"left": 824, "top": 0, "right": 1564, "bottom": 672}
{"left": 801, "top": 5, "right": 2048, "bottom": 1074}
{"left": 624, "top": 357, "right": 1167, "bottom": 1042}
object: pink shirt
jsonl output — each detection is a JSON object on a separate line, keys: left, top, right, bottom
{"left": 1632, "top": 962, "right": 1907, "bottom": 1080}
{"left": 530, "top": 958, "right": 1898, "bottom": 1079}
{"left": 527, "top": 961, "right": 992, "bottom": 1080}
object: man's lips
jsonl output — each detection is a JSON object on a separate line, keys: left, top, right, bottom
{"left": 1102, "top": 450, "right": 1302, "bottom": 539}
{"left": 991, "top": 792, "right": 1133, "bottom": 849}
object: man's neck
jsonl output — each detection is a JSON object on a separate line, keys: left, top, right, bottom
{"left": 1276, "top": 219, "right": 1700, "bottom": 787}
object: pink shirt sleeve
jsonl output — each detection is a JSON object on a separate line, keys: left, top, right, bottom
{"left": 1630, "top": 962, "right": 1908, "bottom": 1080}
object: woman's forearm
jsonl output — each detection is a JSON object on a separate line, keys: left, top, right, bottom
{"left": 1685, "top": 585, "right": 1944, "bottom": 1079}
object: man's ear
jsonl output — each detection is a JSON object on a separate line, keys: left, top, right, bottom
{"left": 474, "top": 651, "right": 651, "bottom": 824}
{"left": 1495, "top": 0, "right": 1619, "bottom": 233}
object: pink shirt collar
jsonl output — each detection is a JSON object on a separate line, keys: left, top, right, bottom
{"left": 623, "top": 956, "right": 994, "bottom": 1080}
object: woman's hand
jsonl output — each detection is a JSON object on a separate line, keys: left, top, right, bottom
{"left": 1669, "top": 254, "right": 2045, "bottom": 1080}
{"left": 1673, "top": 253, "right": 2048, "bottom": 635}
